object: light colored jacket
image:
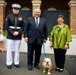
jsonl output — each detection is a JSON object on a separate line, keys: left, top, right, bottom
{"left": 49, "top": 23, "right": 72, "bottom": 49}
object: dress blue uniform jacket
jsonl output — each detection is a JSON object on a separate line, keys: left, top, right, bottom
{"left": 24, "top": 17, "right": 48, "bottom": 44}
{"left": 5, "top": 14, "right": 25, "bottom": 40}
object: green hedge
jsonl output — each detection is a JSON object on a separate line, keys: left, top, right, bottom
{"left": 3, "top": 30, "right": 7, "bottom": 37}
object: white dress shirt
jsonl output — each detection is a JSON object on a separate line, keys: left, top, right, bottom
{"left": 35, "top": 17, "right": 40, "bottom": 25}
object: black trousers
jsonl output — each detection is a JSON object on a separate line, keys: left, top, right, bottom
{"left": 27, "top": 43, "right": 42, "bottom": 66}
{"left": 54, "top": 48, "right": 67, "bottom": 69}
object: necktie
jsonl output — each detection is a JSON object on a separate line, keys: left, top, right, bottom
{"left": 35, "top": 18, "right": 38, "bottom": 28}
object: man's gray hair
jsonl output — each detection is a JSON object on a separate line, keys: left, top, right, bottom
{"left": 34, "top": 8, "right": 41, "bottom": 13}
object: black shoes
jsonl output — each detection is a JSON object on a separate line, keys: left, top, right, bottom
{"left": 7, "top": 64, "right": 20, "bottom": 69}
{"left": 59, "top": 69, "right": 64, "bottom": 72}
{"left": 28, "top": 64, "right": 40, "bottom": 70}
{"left": 55, "top": 68, "right": 59, "bottom": 71}
{"left": 55, "top": 68, "right": 64, "bottom": 72}
{"left": 28, "top": 65, "right": 32, "bottom": 70}
{"left": 7, "top": 65, "right": 12, "bottom": 69}
{"left": 14, "top": 64, "right": 20, "bottom": 68}
{"left": 34, "top": 65, "right": 40, "bottom": 69}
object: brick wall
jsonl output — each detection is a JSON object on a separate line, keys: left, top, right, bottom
{"left": 70, "top": 7, "right": 76, "bottom": 34}
{"left": 0, "top": 6, "right": 4, "bottom": 29}
{"left": 1, "top": 0, "right": 76, "bottom": 35}
{"left": 0, "top": 0, "right": 6, "bottom": 30}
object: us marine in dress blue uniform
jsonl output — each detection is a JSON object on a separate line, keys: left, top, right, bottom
{"left": 5, "top": 3, "right": 25, "bottom": 69}
{"left": 6, "top": 14, "right": 24, "bottom": 40}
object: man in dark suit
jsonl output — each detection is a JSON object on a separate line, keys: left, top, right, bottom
{"left": 24, "top": 8, "right": 48, "bottom": 70}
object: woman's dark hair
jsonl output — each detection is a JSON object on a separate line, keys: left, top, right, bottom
{"left": 58, "top": 14, "right": 64, "bottom": 19}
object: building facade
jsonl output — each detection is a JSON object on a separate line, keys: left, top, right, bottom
{"left": 0, "top": 0, "right": 76, "bottom": 35}
{"left": 0, "top": 0, "right": 76, "bottom": 55}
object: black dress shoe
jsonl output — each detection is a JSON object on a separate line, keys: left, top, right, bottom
{"left": 58, "top": 69, "right": 64, "bottom": 72}
{"left": 55, "top": 68, "right": 59, "bottom": 71}
{"left": 14, "top": 64, "right": 20, "bottom": 68}
{"left": 7, "top": 65, "right": 12, "bottom": 69}
{"left": 34, "top": 65, "right": 40, "bottom": 69}
{"left": 28, "top": 65, "right": 32, "bottom": 70}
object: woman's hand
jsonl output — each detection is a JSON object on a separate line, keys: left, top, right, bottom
{"left": 64, "top": 44, "right": 68, "bottom": 50}
{"left": 49, "top": 41, "right": 53, "bottom": 49}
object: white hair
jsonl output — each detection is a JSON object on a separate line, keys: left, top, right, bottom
{"left": 34, "top": 8, "right": 41, "bottom": 13}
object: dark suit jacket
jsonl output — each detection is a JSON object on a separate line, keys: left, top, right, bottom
{"left": 24, "top": 17, "right": 48, "bottom": 44}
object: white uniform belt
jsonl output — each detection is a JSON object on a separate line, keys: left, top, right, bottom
{"left": 10, "top": 26, "right": 21, "bottom": 29}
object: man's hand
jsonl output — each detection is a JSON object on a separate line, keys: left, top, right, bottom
{"left": 24, "top": 37, "right": 28, "bottom": 43}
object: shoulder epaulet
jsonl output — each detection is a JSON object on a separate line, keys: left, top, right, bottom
{"left": 7, "top": 14, "right": 13, "bottom": 17}
{"left": 5, "top": 14, "right": 12, "bottom": 21}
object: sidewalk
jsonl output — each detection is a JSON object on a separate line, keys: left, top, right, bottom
{"left": 0, "top": 52, "right": 70, "bottom": 75}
